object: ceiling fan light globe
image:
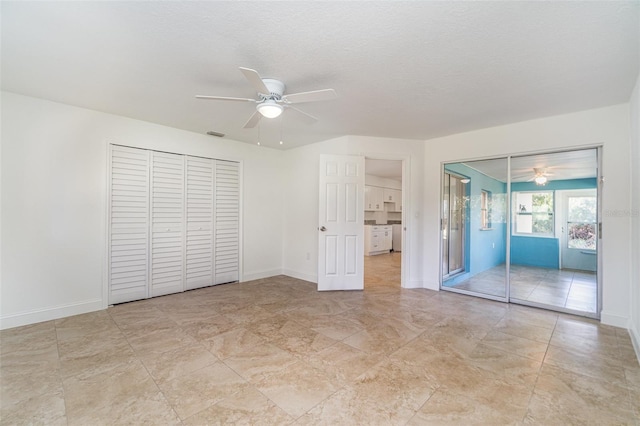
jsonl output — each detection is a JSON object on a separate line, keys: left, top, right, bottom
{"left": 257, "top": 102, "right": 283, "bottom": 119}
{"left": 534, "top": 176, "right": 548, "bottom": 185}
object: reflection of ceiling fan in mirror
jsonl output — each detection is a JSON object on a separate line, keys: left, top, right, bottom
{"left": 529, "top": 168, "right": 554, "bottom": 186}
{"left": 196, "top": 67, "right": 337, "bottom": 128}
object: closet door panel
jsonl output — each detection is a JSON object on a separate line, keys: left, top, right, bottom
{"left": 185, "top": 157, "right": 215, "bottom": 290}
{"left": 215, "top": 160, "right": 240, "bottom": 284}
{"left": 150, "top": 152, "right": 184, "bottom": 297}
{"left": 109, "top": 146, "right": 150, "bottom": 304}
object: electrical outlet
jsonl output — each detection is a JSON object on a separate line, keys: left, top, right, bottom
{"left": 306, "top": 252, "right": 310, "bottom": 260}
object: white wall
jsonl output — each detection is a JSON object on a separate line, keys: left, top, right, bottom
{"left": 0, "top": 92, "right": 285, "bottom": 329}
{"left": 282, "top": 135, "right": 424, "bottom": 287}
{"left": 365, "top": 174, "right": 402, "bottom": 189}
{"left": 629, "top": 73, "right": 640, "bottom": 352}
{"left": 423, "top": 104, "right": 632, "bottom": 327}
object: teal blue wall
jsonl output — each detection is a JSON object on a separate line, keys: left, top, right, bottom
{"left": 511, "top": 178, "right": 597, "bottom": 192}
{"left": 510, "top": 236, "right": 559, "bottom": 268}
{"left": 510, "top": 178, "right": 596, "bottom": 268}
{"left": 443, "top": 164, "right": 507, "bottom": 285}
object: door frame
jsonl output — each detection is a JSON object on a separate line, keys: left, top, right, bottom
{"left": 556, "top": 188, "right": 598, "bottom": 271}
{"left": 362, "top": 153, "right": 410, "bottom": 289}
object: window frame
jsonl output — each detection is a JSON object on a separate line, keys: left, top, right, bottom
{"left": 480, "top": 190, "right": 492, "bottom": 230}
{"left": 513, "top": 190, "right": 555, "bottom": 238}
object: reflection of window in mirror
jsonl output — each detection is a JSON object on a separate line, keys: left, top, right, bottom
{"left": 481, "top": 190, "right": 491, "bottom": 230}
{"left": 514, "top": 191, "right": 554, "bottom": 236}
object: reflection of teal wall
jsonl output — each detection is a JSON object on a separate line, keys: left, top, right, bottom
{"left": 511, "top": 236, "right": 559, "bottom": 268}
{"left": 511, "top": 178, "right": 597, "bottom": 192}
{"left": 510, "top": 178, "right": 596, "bottom": 268}
{"left": 444, "top": 164, "right": 507, "bottom": 281}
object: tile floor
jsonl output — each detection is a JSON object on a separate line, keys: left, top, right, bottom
{"left": 1, "top": 254, "right": 638, "bottom": 425}
{"left": 445, "top": 264, "right": 597, "bottom": 313}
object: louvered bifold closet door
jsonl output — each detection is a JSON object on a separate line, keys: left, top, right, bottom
{"left": 214, "top": 160, "right": 240, "bottom": 284}
{"left": 150, "top": 152, "right": 185, "bottom": 297}
{"left": 185, "top": 157, "right": 215, "bottom": 290}
{"left": 109, "top": 146, "right": 150, "bottom": 304}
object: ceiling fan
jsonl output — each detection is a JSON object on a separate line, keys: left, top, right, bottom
{"left": 196, "top": 67, "right": 337, "bottom": 128}
{"left": 529, "top": 167, "right": 554, "bottom": 185}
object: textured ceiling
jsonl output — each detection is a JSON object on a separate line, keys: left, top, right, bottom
{"left": 2, "top": 2, "right": 638, "bottom": 149}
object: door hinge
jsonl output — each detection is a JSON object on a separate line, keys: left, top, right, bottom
{"left": 598, "top": 222, "right": 602, "bottom": 239}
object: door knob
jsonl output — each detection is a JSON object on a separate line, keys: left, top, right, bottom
{"left": 319, "top": 226, "right": 327, "bottom": 232}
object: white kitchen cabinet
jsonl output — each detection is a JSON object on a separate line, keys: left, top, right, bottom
{"left": 383, "top": 189, "right": 402, "bottom": 212}
{"left": 364, "top": 225, "right": 392, "bottom": 255}
{"left": 383, "top": 188, "right": 399, "bottom": 203}
{"left": 365, "top": 185, "right": 384, "bottom": 211}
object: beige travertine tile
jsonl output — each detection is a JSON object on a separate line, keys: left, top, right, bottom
{"left": 253, "top": 360, "right": 339, "bottom": 418}
{"left": 524, "top": 364, "right": 635, "bottom": 425}
{"left": 270, "top": 322, "right": 337, "bottom": 357}
{"left": 222, "top": 343, "right": 298, "bottom": 383}
{"left": 350, "top": 358, "right": 438, "bottom": 413}
{"left": 182, "top": 386, "right": 293, "bottom": 425}
{"left": 181, "top": 314, "right": 237, "bottom": 340}
{"left": 202, "top": 327, "right": 265, "bottom": 360}
{"left": 0, "top": 362, "right": 62, "bottom": 409}
{"left": 544, "top": 344, "right": 628, "bottom": 387}
{"left": 158, "top": 362, "right": 248, "bottom": 420}
{"left": 342, "top": 320, "right": 420, "bottom": 355}
{"left": 107, "top": 304, "right": 167, "bottom": 329}
{"left": 0, "top": 389, "right": 67, "bottom": 426}
{"left": 58, "top": 330, "right": 136, "bottom": 379}
{"left": 409, "top": 389, "right": 526, "bottom": 425}
{"left": 140, "top": 342, "right": 219, "bottom": 383}
{"left": 222, "top": 305, "right": 276, "bottom": 325}
{"left": 1, "top": 259, "right": 637, "bottom": 425}
{"left": 305, "top": 315, "right": 364, "bottom": 340}
{"left": 55, "top": 310, "right": 119, "bottom": 341}
{"left": 306, "top": 342, "right": 385, "bottom": 386}
{"left": 126, "top": 326, "right": 198, "bottom": 355}
{"left": 467, "top": 343, "right": 542, "bottom": 386}
{"left": 244, "top": 314, "right": 292, "bottom": 340}
{"left": 481, "top": 329, "right": 549, "bottom": 362}
{"left": 494, "top": 316, "right": 554, "bottom": 343}
{"left": 63, "top": 360, "right": 180, "bottom": 425}
{"left": 298, "top": 387, "right": 416, "bottom": 425}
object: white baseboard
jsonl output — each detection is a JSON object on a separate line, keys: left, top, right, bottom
{"left": 282, "top": 269, "right": 318, "bottom": 284}
{"left": 404, "top": 280, "right": 425, "bottom": 289}
{"left": 0, "top": 298, "right": 103, "bottom": 330}
{"left": 600, "top": 311, "right": 629, "bottom": 328}
{"left": 242, "top": 269, "right": 283, "bottom": 282}
{"left": 422, "top": 280, "right": 440, "bottom": 291}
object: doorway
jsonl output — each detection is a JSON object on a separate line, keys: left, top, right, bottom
{"left": 364, "top": 158, "right": 403, "bottom": 290}
{"left": 440, "top": 148, "right": 601, "bottom": 318}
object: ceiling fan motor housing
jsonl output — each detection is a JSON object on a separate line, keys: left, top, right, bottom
{"left": 261, "top": 79, "right": 285, "bottom": 99}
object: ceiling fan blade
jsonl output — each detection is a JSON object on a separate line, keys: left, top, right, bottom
{"left": 281, "top": 89, "right": 337, "bottom": 104}
{"left": 239, "top": 67, "right": 271, "bottom": 95}
{"left": 243, "top": 110, "right": 262, "bottom": 128}
{"left": 195, "top": 95, "right": 256, "bottom": 102}
{"left": 287, "top": 106, "right": 318, "bottom": 124}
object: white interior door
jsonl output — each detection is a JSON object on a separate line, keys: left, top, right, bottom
{"left": 108, "top": 145, "right": 150, "bottom": 304}
{"left": 214, "top": 160, "right": 240, "bottom": 284}
{"left": 185, "top": 157, "right": 214, "bottom": 290}
{"left": 318, "top": 154, "right": 365, "bottom": 291}
{"left": 150, "top": 151, "right": 185, "bottom": 297}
